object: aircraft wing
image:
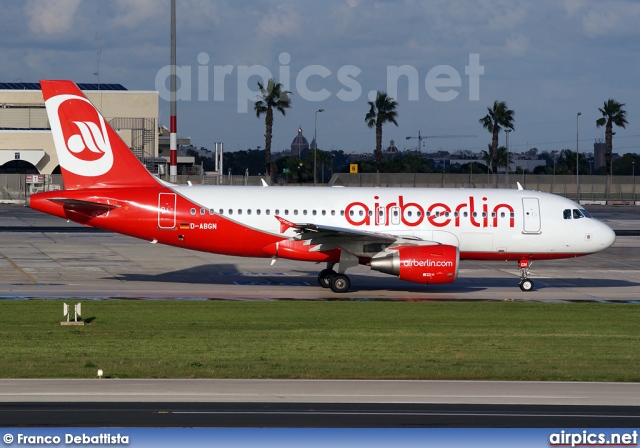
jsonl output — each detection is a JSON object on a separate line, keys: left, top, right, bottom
{"left": 273, "top": 215, "right": 432, "bottom": 258}
{"left": 276, "top": 215, "right": 400, "bottom": 241}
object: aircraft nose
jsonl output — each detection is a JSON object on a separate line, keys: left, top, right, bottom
{"left": 599, "top": 221, "right": 616, "bottom": 249}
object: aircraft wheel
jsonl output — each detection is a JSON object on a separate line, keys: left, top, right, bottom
{"left": 318, "top": 269, "right": 335, "bottom": 288}
{"left": 519, "top": 279, "right": 534, "bottom": 292}
{"left": 330, "top": 274, "right": 350, "bottom": 293}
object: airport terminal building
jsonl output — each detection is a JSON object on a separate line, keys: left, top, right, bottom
{"left": 0, "top": 82, "right": 158, "bottom": 175}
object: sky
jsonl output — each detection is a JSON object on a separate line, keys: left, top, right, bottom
{"left": 2, "top": 0, "right": 639, "bottom": 157}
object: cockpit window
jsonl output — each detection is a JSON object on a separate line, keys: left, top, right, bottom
{"left": 580, "top": 209, "right": 592, "bottom": 218}
{"left": 563, "top": 209, "right": 571, "bottom": 219}
{"left": 573, "top": 209, "right": 585, "bottom": 219}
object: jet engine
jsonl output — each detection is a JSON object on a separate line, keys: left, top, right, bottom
{"left": 370, "top": 244, "right": 459, "bottom": 284}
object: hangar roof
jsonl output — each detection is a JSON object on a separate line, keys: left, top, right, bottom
{"left": 0, "top": 82, "right": 127, "bottom": 91}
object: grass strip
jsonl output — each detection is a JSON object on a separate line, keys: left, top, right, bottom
{"left": 0, "top": 300, "right": 638, "bottom": 380}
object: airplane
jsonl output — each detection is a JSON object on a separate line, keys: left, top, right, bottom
{"left": 28, "top": 80, "right": 616, "bottom": 293}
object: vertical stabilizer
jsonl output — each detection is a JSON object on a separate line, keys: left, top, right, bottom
{"left": 40, "top": 80, "right": 159, "bottom": 190}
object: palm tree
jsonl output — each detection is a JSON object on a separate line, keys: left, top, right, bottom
{"left": 254, "top": 78, "right": 292, "bottom": 177}
{"left": 365, "top": 91, "right": 399, "bottom": 177}
{"left": 596, "top": 99, "right": 628, "bottom": 184}
{"left": 479, "top": 101, "right": 515, "bottom": 185}
{"left": 481, "top": 145, "right": 492, "bottom": 172}
{"left": 496, "top": 146, "right": 510, "bottom": 172}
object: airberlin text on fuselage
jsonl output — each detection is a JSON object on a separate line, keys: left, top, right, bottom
{"left": 345, "top": 195, "right": 515, "bottom": 228}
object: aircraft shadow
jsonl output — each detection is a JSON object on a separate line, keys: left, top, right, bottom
{"left": 107, "top": 264, "right": 640, "bottom": 296}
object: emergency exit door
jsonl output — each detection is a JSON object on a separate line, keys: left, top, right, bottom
{"left": 158, "top": 193, "right": 176, "bottom": 229}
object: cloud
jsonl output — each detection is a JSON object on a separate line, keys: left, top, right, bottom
{"left": 111, "top": 0, "right": 166, "bottom": 29}
{"left": 505, "top": 34, "right": 529, "bottom": 56}
{"left": 24, "top": 0, "right": 81, "bottom": 35}
{"left": 258, "top": 4, "right": 302, "bottom": 38}
{"left": 564, "top": 0, "right": 640, "bottom": 38}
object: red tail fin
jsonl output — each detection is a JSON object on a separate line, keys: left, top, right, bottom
{"left": 40, "top": 80, "right": 159, "bottom": 190}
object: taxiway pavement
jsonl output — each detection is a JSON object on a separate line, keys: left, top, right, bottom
{"left": 1, "top": 204, "right": 639, "bottom": 302}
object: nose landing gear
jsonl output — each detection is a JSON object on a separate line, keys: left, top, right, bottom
{"left": 518, "top": 259, "right": 534, "bottom": 291}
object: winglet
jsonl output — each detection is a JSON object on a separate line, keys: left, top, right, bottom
{"left": 517, "top": 182, "right": 524, "bottom": 191}
{"left": 261, "top": 179, "right": 269, "bottom": 187}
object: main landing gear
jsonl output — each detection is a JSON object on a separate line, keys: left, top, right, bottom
{"left": 317, "top": 262, "right": 351, "bottom": 293}
{"left": 518, "top": 259, "right": 534, "bottom": 292}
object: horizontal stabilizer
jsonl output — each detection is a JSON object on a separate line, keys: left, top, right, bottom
{"left": 48, "top": 198, "right": 120, "bottom": 215}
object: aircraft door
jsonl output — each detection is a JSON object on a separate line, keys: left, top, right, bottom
{"left": 158, "top": 193, "right": 177, "bottom": 229}
{"left": 522, "top": 198, "right": 541, "bottom": 233}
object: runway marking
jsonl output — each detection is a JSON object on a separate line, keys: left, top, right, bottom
{"left": 234, "top": 281, "right": 311, "bottom": 286}
{"left": 219, "top": 272, "right": 298, "bottom": 277}
{"left": 0, "top": 250, "right": 37, "bottom": 284}
{"left": 169, "top": 410, "right": 640, "bottom": 419}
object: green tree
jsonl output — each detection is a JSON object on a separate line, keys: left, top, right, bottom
{"left": 315, "top": 149, "right": 334, "bottom": 183}
{"left": 479, "top": 101, "right": 515, "bottom": 184}
{"left": 496, "top": 146, "right": 512, "bottom": 172}
{"left": 365, "top": 91, "right": 399, "bottom": 178}
{"left": 480, "top": 146, "right": 492, "bottom": 172}
{"left": 596, "top": 99, "right": 628, "bottom": 185}
{"left": 403, "top": 152, "right": 431, "bottom": 173}
{"left": 555, "top": 149, "right": 589, "bottom": 175}
{"left": 254, "top": 78, "right": 292, "bottom": 177}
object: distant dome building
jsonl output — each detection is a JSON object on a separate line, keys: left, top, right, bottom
{"left": 385, "top": 140, "right": 399, "bottom": 153}
{"left": 291, "top": 126, "right": 309, "bottom": 157}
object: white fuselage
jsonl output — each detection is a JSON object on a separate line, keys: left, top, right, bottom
{"left": 169, "top": 185, "right": 616, "bottom": 260}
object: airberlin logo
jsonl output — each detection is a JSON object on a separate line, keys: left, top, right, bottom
{"left": 344, "top": 195, "right": 515, "bottom": 228}
{"left": 67, "top": 120, "right": 108, "bottom": 161}
{"left": 45, "top": 94, "right": 114, "bottom": 177}
{"left": 403, "top": 259, "right": 453, "bottom": 267}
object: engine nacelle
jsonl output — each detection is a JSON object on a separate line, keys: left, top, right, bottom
{"left": 370, "top": 244, "right": 459, "bottom": 285}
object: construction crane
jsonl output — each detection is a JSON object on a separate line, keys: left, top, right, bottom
{"left": 406, "top": 130, "right": 477, "bottom": 152}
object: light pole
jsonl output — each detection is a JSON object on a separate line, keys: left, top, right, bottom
{"left": 633, "top": 161, "right": 636, "bottom": 202}
{"left": 505, "top": 129, "right": 511, "bottom": 187}
{"left": 576, "top": 112, "right": 582, "bottom": 201}
{"left": 313, "top": 108, "right": 324, "bottom": 186}
{"left": 552, "top": 150, "right": 557, "bottom": 193}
